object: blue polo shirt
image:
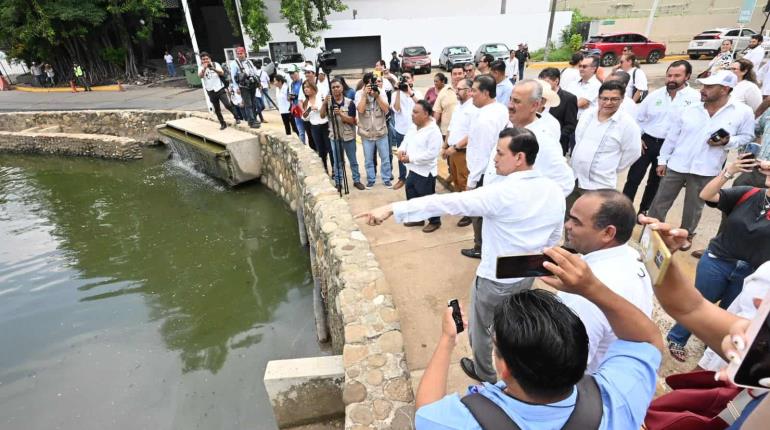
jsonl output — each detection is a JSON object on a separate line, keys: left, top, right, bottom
{"left": 415, "top": 340, "right": 661, "bottom": 429}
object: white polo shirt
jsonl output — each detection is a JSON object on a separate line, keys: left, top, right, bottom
{"left": 399, "top": 120, "right": 443, "bottom": 177}
{"left": 199, "top": 63, "right": 225, "bottom": 92}
{"left": 636, "top": 85, "right": 701, "bottom": 140}
{"left": 572, "top": 107, "right": 642, "bottom": 190}
{"left": 619, "top": 97, "right": 638, "bottom": 120}
{"left": 466, "top": 101, "right": 509, "bottom": 188}
{"left": 447, "top": 98, "right": 479, "bottom": 147}
{"left": 392, "top": 170, "right": 564, "bottom": 282}
{"left": 559, "top": 244, "right": 653, "bottom": 373}
{"left": 566, "top": 75, "right": 601, "bottom": 120}
{"left": 658, "top": 100, "right": 755, "bottom": 177}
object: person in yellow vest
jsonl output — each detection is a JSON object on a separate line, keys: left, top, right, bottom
{"left": 73, "top": 63, "right": 92, "bottom": 91}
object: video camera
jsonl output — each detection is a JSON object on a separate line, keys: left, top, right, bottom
{"left": 398, "top": 75, "right": 410, "bottom": 92}
{"left": 317, "top": 47, "right": 341, "bottom": 73}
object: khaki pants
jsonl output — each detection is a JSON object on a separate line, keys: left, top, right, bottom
{"left": 449, "top": 150, "right": 469, "bottom": 192}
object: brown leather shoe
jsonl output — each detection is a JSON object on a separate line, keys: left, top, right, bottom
{"left": 353, "top": 182, "right": 366, "bottom": 191}
{"left": 457, "top": 216, "right": 472, "bottom": 227}
{"left": 404, "top": 221, "right": 425, "bottom": 227}
{"left": 691, "top": 249, "right": 705, "bottom": 258}
{"left": 422, "top": 223, "right": 441, "bottom": 233}
{"left": 393, "top": 179, "right": 405, "bottom": 190}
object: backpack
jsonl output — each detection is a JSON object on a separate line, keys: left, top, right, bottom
{"left": 460, "top": 375, "right": 603, "bottom": 430}
{"left": 217, "top": 62, "right": 232, "bottom": 88}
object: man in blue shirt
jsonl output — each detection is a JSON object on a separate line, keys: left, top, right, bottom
{"left": 414, "top": 247, "right": 664, "bottom": 429}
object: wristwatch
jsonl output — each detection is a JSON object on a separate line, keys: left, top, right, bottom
{"left": 722, "top": 169, "right": 734, "bottom": 180}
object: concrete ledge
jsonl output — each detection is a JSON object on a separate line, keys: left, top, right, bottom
{"left": 264, "top": 356, "right": 345, "bottom": 428}
{"left": 0, "top": 130, "right": 141, "bottom": 160}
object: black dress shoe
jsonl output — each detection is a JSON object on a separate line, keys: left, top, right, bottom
{"left": 461, "top": 248, "right": 481, "bottom": 259}
{"left": 404, "top": 221, "right": 425, "bottom": 227}
{"left": 422, "top": 223, "right": 441, "bottom": 233}
{"left": 460, "top": 357, "right": 482, "bottom": 383}
{"left": 219, "top": 123, "right": 227, "bottom": 130}
{"left": 457, "top": 216, "right": 472, "bottom": 227}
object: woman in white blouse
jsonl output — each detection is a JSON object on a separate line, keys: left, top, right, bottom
{"left": 730, "top": 58, "right": 763, "bottom": 111}
{"left": 302, "top": 81, "right": 333, "bottom": 174}
{"left": 274, "top": 74, "right": 297, "bottom": 136}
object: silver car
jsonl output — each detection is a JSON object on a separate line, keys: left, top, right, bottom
{"left": 687, "top": 28, "right": 757, "bottom": 59}
{"left": 474, "top": 43, "right": 510, "bottom": 65}
{"left": 439, "top": 46, "right": 473, "bottom": 70}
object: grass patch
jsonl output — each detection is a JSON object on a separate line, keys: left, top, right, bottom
{"left": 530, "top": 45, "right": 575, "bottom": 62}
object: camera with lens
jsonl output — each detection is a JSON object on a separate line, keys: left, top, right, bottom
{"left": 369, "top": 82, "right": 380, "bottom": 93}
{"left": 398, "top": 76, "right": 410, "bottom": 92}
{"left": 316, "top": 47, "right": 340, "bottom": 72}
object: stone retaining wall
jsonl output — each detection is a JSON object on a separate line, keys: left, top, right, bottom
{"left": 0, "top": 131, "right": 142, "bottom": 160}
{"left": 0, "top": 110, "right": 414, "bottom": 429}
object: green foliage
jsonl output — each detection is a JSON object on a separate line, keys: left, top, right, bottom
{"left": 242, "top": 0, "right": 348, "bottom": 47}
{"left": 101, "top": 46, "right": 126, "bottom": 66}
{"left": 561, "top": 8, "right": 591, "bottom": 46}
{"left": 568, "top": 34, "right": 583, "bottom": 53}
{"left": 530, "top": 45, "right": 574, "bottom": 62}
{"left": 223, "top": 0, "right": 242, "bottom": 37}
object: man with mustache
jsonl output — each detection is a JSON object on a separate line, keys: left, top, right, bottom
{"left": 622, "top": 60, "right": 701, "bottom": 216}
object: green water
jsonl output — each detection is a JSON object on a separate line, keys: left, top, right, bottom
{"left": 0, "top": 149, "right": 325, "bottom": 429}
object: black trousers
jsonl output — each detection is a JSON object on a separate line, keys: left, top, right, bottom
{"left": 239, "top": 86, "right": 257, "bottom": 124}
{"left": 309, "top": 123, "right": 334, "bottom": 174}
{"left": 471, "top": 174, "right": 484, "bottom": 248}
{"left": 207, "top": 88, "right": 235, "bottom": 125}
{"left": 622, "top": 133, "right": 665, "bottom": 213}
{"left": 406, "top": 172, "right": 440, "bottom": 224}
{"left": 304, "top": 120, "right": 316, "bottom": 151}
{"left": 281, "top": 113, "right": 298, "bottom": 135}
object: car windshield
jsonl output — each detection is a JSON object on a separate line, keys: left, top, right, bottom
{"left": 484, "top": 44, "right": 508, "bottom": 53}
{"left": 404, "top": 47, "right": 427, "bottom": 56}
{"left": 448, "top": 47, "right": 470, "bottom": 55}
{"left": 279, "top": 54, "right": 304, "bottom": 63}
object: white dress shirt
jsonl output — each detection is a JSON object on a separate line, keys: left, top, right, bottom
{"left": 466, "top": 101, "right": 509, "bottom": 188}
{"left": 276, "top": 82, "right": 291, "bottom": 114}
{"left": 572, "top": 108, "right": 642, "bottom": 190}
{"left": 305, "top": 96, "right": 328, "bottom": 125}
{"left": 560, "top": 67, "right": 581, "bottom": 92}
{"left": 636, "top": 85, "right": 701, "bottom": 140}
{"left": 619, "top": 96, "right": 638, "bottom": 119}
{"left": 496, "top": 79, "right": 514, "bottom": 105}
{"left": 392, "top": 170, "right": 564, "bottom": 282}
{"left": 743, "top": 45, "right": 766, "bottom": 71}
{"left": 566, "top": 75, "right": 601, "bottom": 120}
{"left": 558, "top": 244, "right": 653, "bottom": 373}
{"left": 392, "top": 90, "right": 417, "bottom": 135}
{"left": 626, "top": 67, "right": 648, "bottom": 99}
{"left": 505, "top": 58, "right": 519, "bottom": 79}
{"left": 538, "top": 111, "right": 562, "bottom": 142}
{"left": 483, "top": 117, "right": 575, "bottom": 196}
{"left": 730, "top": 79, "right": 763, "bottom": 111}
{"left": 658, "top": 100, "right": 755, "bottom": 177}
{"left": 399, "top": 120, "right": 443, "bottom": 177}
{"left": 199, "top": 63, "right": 225, "bottom": 92}
{"left": 447, "top": 99, "right": 479, "bottom": 147}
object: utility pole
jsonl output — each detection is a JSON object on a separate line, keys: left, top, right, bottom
{"left": 181, "top": 0, "right": 213, "bottom": 113}
{"left": 544, "top": 0, "right": 558, "bottom": 61}
{"left": 644, "top": 0, "right": 661, "bottom": 37}
{"left": 500, "top": 0, "right": 507, "bottom": 14}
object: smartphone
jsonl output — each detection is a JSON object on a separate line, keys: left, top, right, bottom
{"left": 740, "top": 142, "right": 761, "bottom": 160}
{"left": 495, "top": 248, "right": 577, "bottom": 279}
{"left": 727, "top": 289, "right": 770, "bottom": 389}
{"left": 448, "top": 299, "right": 464, "bottom": 334}
{"left": 637, "top": 225, "right": 672, "bottom": 286}
{"left": 710, "top": 128, "right": 729, "bottom": 142}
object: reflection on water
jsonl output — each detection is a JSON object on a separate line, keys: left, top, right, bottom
{"left": 0, "top": 150, "right": 325, "bottom": 429}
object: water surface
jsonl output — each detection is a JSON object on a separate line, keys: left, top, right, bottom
{"left": 0, "top": 149, "right": 324, "bottom": 429}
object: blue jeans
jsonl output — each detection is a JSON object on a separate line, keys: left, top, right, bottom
{"left": 330, "top": 138, "right": 361, "bottom": 185}
{"left": 389, "top": 129, "right": 407, "bottom": 181}
{"left": 293, "top": 116, "right": 306, "bottom": 144}
{"left": 668, "top": 250, "right": 754, "bottom": 346}
{"left": 166, "top": 63, "right": 176, "bottom": 77}
{"left": 363, "top": 135, "right": 392, "bottom": 186}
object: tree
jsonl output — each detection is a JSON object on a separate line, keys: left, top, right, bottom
{"left": 241, "top": 0, "right": 347, "bottom": 48}
{"left": 0, "top": 0, "right": 166, "bottom": 83}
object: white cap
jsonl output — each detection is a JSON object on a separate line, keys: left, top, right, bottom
{"left": 303, "top": 65, "right": 315, "bottom": 73}
{"left": 698, "top": 70, "right": 738, "bottom": 88}
{"left": 317, "top": 69, "right": 326, "bottom": 75}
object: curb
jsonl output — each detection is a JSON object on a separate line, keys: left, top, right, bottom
{"left": 15, "top": 84, "right": 125, "bottom": 93}
{"left": 527, "top": 54, "right": 690, "bottom": 70}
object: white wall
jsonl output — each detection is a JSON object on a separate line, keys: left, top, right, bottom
{"left": 0, "top": 52, "right": 27, "bottom": 76}
{"left": 261, "top": 0, "right": 550, "bottom": 22}
{"left": 258, "top": 11, "right": 572, "bottom": 65}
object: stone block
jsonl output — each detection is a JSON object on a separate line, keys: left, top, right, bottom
{"left": 263, "top": 355, "right": 345, "bottom": 428}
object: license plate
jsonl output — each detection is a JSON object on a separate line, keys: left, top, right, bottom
{"left": 697, "top": 42, "right": 704, "bottom": 46}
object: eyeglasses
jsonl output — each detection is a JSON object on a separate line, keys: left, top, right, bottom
{"left": 457, "top": 88, "right": 469, "bottom": 92}
{"left": 598, "top": 96, "right": 622, "bottom": 103}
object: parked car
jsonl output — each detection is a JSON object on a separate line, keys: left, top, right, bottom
{"left": 473, "top": 43, "right": 510, "bottom": 65}
{"left": 400, "top": 46, "right": 432, "bottom": 75}
{"left": 582, "top": 32, "right": 666, "bottom": 66}
{"left": 687, "top": 28, "right": 757, "bottom": 59}
{"left": 439, "top": 46, "right": 473, "bottom": 70}
{"left": 276, "top": 53, "right": 305, "bottom": 76}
